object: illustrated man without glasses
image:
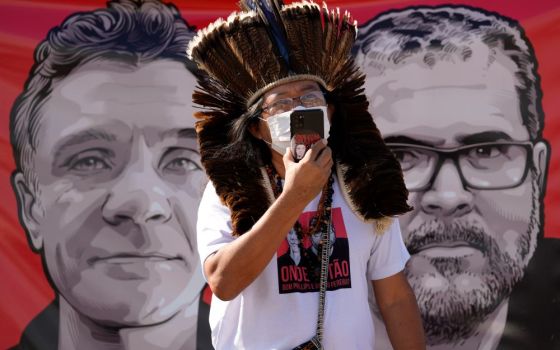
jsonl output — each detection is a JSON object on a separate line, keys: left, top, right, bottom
{"left": 10, "top": 1, "right": 209, "bottom": 349}
{"left": 354, "top": 5, "right": 558, "bottom": 350}
{"left": 189, "top": 0, "right": 425, "bottom": 349}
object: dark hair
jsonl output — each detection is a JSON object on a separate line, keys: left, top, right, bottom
{"left": 353, "top": 5, "right": 544, "bottom": 141}
{"left": 221, "top": 98, "right": 272, "bottom": 166}
{"left": 10, "top": 0, "right": 196, "bottom": 188}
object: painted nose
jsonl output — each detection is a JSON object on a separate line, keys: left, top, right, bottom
{"left": 420, "top": 160, "right": 474, "bottom": 218}
{"left": 103, "top": 172, "right": 172, "bottom": 225}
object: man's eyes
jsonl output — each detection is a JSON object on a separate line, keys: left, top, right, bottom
{"left": 160, "top": 148, "right": 202, "bottom": 175}
{"left": 467, "top": 145, "right": 505, "bottom": 159}
{"left": 272, "top": 94, "right": 321, "bottom": 106}
{"left": 299, "top": 92, "right": 322, "bottom": 103}
{"left": 64, "top": 149, "right": 114, "bottom": 175}
{"left": 270, "top": 99, "right": 292, "bottom": 109}
{"left": 391, "top": 149, "right": 429, "bottom": 171}
{"left": 164, "top": 157, "right": 201, "bottom": 172}
{"left": 393, "top": 149, "right": 420, "bottom": 162}
{"left": 71, "top": 156, "right": 110, "bottom": 172}
{"left": 60, "top": 147, "right": 201, "bottom": 177}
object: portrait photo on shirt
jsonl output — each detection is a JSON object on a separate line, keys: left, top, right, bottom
{"left": 276, "top": 208, "right": 351, "bottom": 294}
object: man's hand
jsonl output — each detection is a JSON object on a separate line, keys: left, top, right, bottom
{"left": 203, "top": 140, "right": 333, "bottom": 301}
{"left": 283, "top": 140, "right": 333, "bottom": 203}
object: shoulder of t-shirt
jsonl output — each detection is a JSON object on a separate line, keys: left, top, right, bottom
{"left": 200, "top": 181, "right": 230, "bottom": 210}
{"left": 370, "top": 218, "right": 402, "bottom": 247}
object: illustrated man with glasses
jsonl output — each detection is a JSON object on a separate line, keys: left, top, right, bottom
{"left": 354, "top": 5, "right": 556, "bottom": 350}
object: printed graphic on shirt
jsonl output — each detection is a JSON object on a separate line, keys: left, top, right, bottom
{"left": 276, "top": 207, "right": 351, "bottom": 294}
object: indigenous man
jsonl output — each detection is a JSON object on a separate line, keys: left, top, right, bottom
{"left": 189, "top": 1, "right": 425, "bottom": 349}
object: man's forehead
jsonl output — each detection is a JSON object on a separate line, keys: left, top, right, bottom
{"left": 55, "top": 58, "right": 195, "bottom": 89}
{"left": 373, "top": 88, "right": 528, "bottom": 145}
{"left": 46, "top": 59, "right": 197, "bottom": 124}
{"left": 37, "top": 58, "right": 199, "bottom": 148}
{"left": 365, "top": 54, "right": 519, "bottom": 93}
{"left": 55, "top": 121, "right": 196, "bottom": 142}
{"left": 365, "top": 53, "right": 529, "bottom": 144}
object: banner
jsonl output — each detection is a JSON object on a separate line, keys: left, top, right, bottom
{"left": 1, "top": 1, "right": 558, "bottom": 349}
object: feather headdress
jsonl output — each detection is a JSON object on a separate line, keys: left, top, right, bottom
{"left": 188, "top": 0, "right": 412, "bottom": 236}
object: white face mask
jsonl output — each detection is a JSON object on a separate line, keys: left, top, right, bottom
{"left": 260, "top": 106, "right": 330, "bottom": 154}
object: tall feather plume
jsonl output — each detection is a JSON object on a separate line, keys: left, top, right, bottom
{"left": 189, "top": 0, "right": 412, "bottom": 235}
{"left": 330, "top": 28, "right": 354, "bottom": 79}
{"left": 324, "top": 6, "right": 339, "bottom": 87}
{"left": 207, "top": 32, "right": 253, "bottom": 93}
{"left": 283, "top": 2, "right": 321, "bottom": 74}
{"left": 262, "top": 0, "right": 291, "bottom": 67}
{"left": 282, "top": 5, "right": 307, "bottom": 70}
{"left": 320, "top": 4, "right": 334, "bottom": 81}
{"left": 243, "top": 20, "right": 289, "bottom": 87}
{"left": 241, "top": 0, "right": 291, "bottom": 67}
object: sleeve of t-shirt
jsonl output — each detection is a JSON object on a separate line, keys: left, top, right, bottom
{"left": 196, "top": 181, "right": 236, "bottom": 276}
{"left": 366, "top": 218, "right": 411, "bottom": 281}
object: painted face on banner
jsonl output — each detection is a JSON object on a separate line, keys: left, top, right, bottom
{"left": 363, "top": 49, "right": 548, "bottom": 341}
{"left": 14, "top": 60, "right": 207, "bottom": 326}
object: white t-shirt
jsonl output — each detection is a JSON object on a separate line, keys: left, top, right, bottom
{"left": 197, "top": 179, "right": 410, "bottom": 350}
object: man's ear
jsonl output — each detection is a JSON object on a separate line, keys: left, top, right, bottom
{"left": 248, "top": 121, "right": 262, "bottom": 140}
{"left": 11, "top": 172, "right": 43, "bottom": 251}
{"left": 533, "top": 140, "right": 550, "bottom": 196}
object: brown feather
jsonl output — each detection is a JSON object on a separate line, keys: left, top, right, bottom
{"left": 189, "top": 1, "right": 411, "bottom": 236}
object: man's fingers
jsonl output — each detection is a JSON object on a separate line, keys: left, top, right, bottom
{"left": 322, "top": 157, "right": 334, "bottom": 172}
{"left": 284, "top": 147, "right": 295, "bottom": 163}
{"left": 316, "top": 146, "right": 332, "bottom": 167}
{"left": 303, "top": 139, "right": 327, "bottom": 162}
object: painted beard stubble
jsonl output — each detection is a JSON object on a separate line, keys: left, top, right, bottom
{"left": 403, "top": 178, "right": 539, "bottom": 345}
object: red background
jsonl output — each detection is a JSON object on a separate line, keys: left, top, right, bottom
{"left": 1, "top": 0, "right": 558, "bottom": 347}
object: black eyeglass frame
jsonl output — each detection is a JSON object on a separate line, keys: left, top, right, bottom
{"left": 261, "top": 91, "right": 327, "bottom": 115}
{"left": 386, "top": 141, "right": 535, "bottom": 191}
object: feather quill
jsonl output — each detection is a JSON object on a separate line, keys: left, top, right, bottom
{"left": 254, "top": 0, "right": 291, "bottom": 67}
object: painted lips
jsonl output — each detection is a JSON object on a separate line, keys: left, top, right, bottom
{"left": 416, "top": 244, "right": 480, "bottom": 258}
{"left": 89, "top": 253, "right": 181, "bottom": 265}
